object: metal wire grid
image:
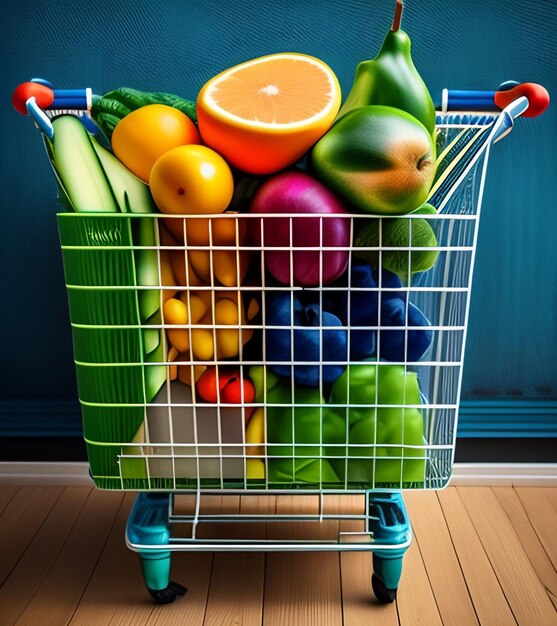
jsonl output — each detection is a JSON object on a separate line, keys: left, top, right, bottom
{"left": 59, "top": 114, "right": 498, "bottom": 493}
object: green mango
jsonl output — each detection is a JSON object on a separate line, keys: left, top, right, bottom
{"left": 311, "top": 106, "right": 436, "bottom": 215}
{"left": 337, "top": 1, "right": 436, "bottom": 135}
{"left": 327, "top": 362, "right": 427, "bottom": 485}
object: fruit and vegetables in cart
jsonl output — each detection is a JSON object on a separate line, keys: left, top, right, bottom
{"left": 354, "top": 202, "right": 439, "bottom": 280}
{"left": 196, "top": 366, "right": 256, "bottom": 421}
{"left": 336, "top": 0, "right": 436, "bottom": 135}
{"left": 162, "top": 289, "right": 259, "bottom": 361}
{"left": 195, "top": 52, "right": 342, "bottom": 174}
{"left": 324, "top": 258, "right": 433, "bottom": 362}
{"left": 249, "top": 170, "right": 351, "bottom": 286}
{"left": 246, "top": 407, "right": 265, "bottom": 457}
{"left": 264, "top": 291, "right": 348, "bottom": 388}
{"left": 250, "top": 366, "right": 345, "bottom": 484}
{"left": 149, "top": 144, "right": 233, "bottom": 215}
{"left": 111, "top": 103, "right": 200, "bottom": 182}
{"left": 13, "top": 0, "right": 467, "bottom": 486}
{"left": 327, "top": 362, "right": 427, "bottom": 484}
{"left": 159, "top": 216, "right": 252, "bottom": 288}
{"left": 90, "top": 86, "right": 197, "bottom": 142}
{"left": 379, "top": 299, "right": 433, "bottom": 362}
{"left": 49, "top": 115, "right": 119, "bottom": 213}
{"left": 311, "top": 105, "right": 436, "bottom": 215}
{"left": 245, "top": 407, "right": 266, "bottom": 479}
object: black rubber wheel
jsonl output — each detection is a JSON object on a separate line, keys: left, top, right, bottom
{"left": 372, "top": 573, "right": 397, "bottom": 604}
{"left": 148, "top": 581, "right": 187, "bottom": 604}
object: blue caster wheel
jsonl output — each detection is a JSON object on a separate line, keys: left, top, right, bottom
{"left": 148, "top": 581, "right": 187, "bottom": 605}
{"left": 140, "top": 550, "right": 187, "bottom": 604}
{"left": 127, "top": 493, "right": 187, "bottom": 604}
{"left": 368, "top": 492, "right": 411, "bottom": 603}
{"left": 372, "top": 572, "right": 397, "bottom": 603}
{"left": 371, "top": 554, "right": 403, "bottom": 603}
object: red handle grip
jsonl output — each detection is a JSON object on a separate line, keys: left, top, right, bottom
{"left": 495, "top": 82, "right": 550, "bottom": 117}
{"left": 12, "top": 81, "right": 54, "bottom": 115}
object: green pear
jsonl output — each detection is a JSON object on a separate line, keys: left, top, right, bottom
{"left": 337, "top": 0, "right": 436, "bottom": 135}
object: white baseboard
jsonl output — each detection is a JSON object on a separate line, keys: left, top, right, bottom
{"left": 0, "top": 462, "right": 555, "bottom": 487}
{"left": 0, "top": 462, "right": 94, "bottom": 486}
{"left": 448, "top": 463, "right": 557, "bottom": 486}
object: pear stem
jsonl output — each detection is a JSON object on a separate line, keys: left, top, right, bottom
{"left": 391, "top": 0, "right": 403, "bottom": 31}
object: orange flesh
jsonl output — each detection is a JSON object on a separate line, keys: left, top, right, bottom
{"left": 209, "top": 58, "right": 333, "bottom": 124}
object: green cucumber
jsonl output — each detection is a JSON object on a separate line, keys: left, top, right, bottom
{"left": 51, "top": 116, "right": 118, "bottom": 213}
{"left": 42, "top": 133, "right": 74, "bottom": 211}
{"left": 143, "top": 328, "right": 161, "bottom": 356}
{"left": 135, "top": 218, "right": 165, "bottom": 366}
{"left": 136, "top": 218, "right": 162, "bottom": 323}
{"left": 90, "top": 137, "right": 157, "bottom": 214}
{"left": 144, "top": 332, "right": 168, "bottom": 402}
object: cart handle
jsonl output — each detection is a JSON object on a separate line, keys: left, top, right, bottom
{"left": 13, "top": 78, "right": 549, "bottom": 141}
{"left": 12, "top": 78, "right": 92, "bottom": 139}
{"left": 440, "top": 81, "right": 549, "bottom": 117}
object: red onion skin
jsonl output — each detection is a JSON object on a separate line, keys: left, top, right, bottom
{"left": 249, "top": 171, "right": 351, "bottom": 286}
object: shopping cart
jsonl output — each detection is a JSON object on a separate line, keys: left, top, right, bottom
{"left": 13, "top": 78, "right": 547, "bottom": 605}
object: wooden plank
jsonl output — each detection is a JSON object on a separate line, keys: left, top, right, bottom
{"left": 202, "top": 495, "right": 273, "bottom": 626}
{"left": 0, "top": 486, "right": 63, "bottom": 586}
{"left": 14, "top": 490, "right": 124, "bottom": 626}
{"left": 397, "top": 533, "right": 443, "bottom": 626}
{"left": 403, "top": 491, "right": 479, "bottom": 626}
{"left": 493, "top": 487, "right": 557, "bottom": 610}
{"left": 264, "top": 495, "right": 343, "bottom": 626}
{"left": 0, "top": 487, "right": 91, "bottom": 626}
{"left": 458, "top": 487, "right": 557, "bottom": 626}
{"left": 68, "top": 493, "right": 151, "bottom": 626}
{"left": 112, "top": 552, "right": 212, "bottom": 626}
{"left": 515, "top": 488, "right": 557, "bottom": 571}
{"left": 541, "top": 488, "right": 557, "bottom": 514}
{"left": 437, "top": 488, "right": 517, "bottom": 626}
{"left": 0, "top": 485, "right": 19, "bottom": 516}
{"left": 196, "top": 495, "right": 240, "bottom": 540}
{"left": 338, "top": 494, "right": 399, "bottom": 626}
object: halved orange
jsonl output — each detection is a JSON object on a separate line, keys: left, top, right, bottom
{"left": 196, "top": 53, "right": 342, "bottom": 174}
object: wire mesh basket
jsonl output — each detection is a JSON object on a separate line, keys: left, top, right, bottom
{"left": 56, "top": 103, "right": 524, "bottom": 493}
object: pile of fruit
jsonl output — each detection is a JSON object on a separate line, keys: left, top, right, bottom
{"left": 36, "top": 0, "right": 443, "bottom": 484}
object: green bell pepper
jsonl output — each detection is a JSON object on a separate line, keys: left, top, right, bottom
{"left": 250, "top": 366, "right": 345, "bottom": 485}
{"left": 328, "top": 362, "right": 427, "bottom": 485}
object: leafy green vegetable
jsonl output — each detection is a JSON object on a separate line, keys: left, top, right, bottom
{"left": 91, "top": 87, "right": 197, "bottom": 141}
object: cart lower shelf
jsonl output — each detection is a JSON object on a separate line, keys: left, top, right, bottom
{"left": 126, "top": 490, "right": 411, "bottom": 604}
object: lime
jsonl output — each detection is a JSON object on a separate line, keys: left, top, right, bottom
{"left": 354, "top": 203, "right": 439, "bottom": 279}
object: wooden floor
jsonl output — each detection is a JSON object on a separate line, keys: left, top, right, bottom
{"left": 0, "top": 486, "right": 556, "bottom": 626}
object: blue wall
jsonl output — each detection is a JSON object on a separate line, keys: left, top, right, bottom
{"left": 2, "top": 0, "right": 556, "bottom": 414}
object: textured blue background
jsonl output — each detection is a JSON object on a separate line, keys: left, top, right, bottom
{"left": 1, "top": 0, "right": 556, "bottom": 407}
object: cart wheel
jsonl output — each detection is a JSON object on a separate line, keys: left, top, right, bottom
{"left": 148, "top": 581, "right": 187, "bottom": 604}
{"left": 372, "top": 573, "right": 397, "bottom": 604}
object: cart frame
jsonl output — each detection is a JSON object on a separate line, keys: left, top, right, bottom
{"left": 22, "top": 88, "right": 532, "bottom": 604}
